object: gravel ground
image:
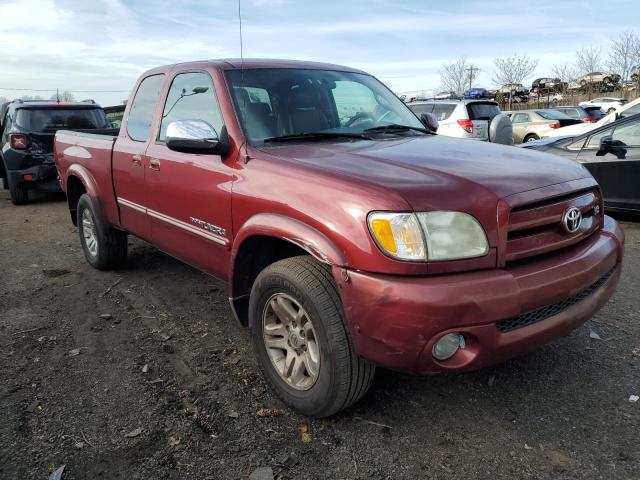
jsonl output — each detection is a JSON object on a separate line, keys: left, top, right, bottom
{"left": 0, "top": 190, "right": 638, "bottom": 480}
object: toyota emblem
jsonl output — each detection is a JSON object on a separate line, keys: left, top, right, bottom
{"left": 563, "top": 207, "right": 582, "bottom": 233}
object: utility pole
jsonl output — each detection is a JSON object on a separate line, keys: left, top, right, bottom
{"left": 466, "top": 65, "right": 480, "bottom": 90}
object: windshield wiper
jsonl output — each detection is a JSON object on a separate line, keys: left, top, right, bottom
{"left": 363, "top": 124, "right": 433, "bottom": 135}
{"left": 263, "top": 132, "right": 371, "bottom": 143}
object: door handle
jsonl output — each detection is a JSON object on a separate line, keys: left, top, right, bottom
{"left": 132, "top": 154, "right": 142, "bottom": 166}
{"left": 149, "top": 158, "right": 161, "bottom": 171}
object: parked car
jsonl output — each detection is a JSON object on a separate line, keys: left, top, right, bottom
{"left": 553, "top": 106, "right": 602, "bottom": 123}
{"left": 531, "top": 77, "right": 566, "bottom": 92}
{"left": 407, "top": 99, "right": 512, "bottom": 144}
{"left": 580, "top": 97, "right": 627, "bottom": 114}
{"left": 577, "top": 72, "right": 621, "bottom": 88}
{"left": 54, "top": 59, "right": 623, "bottom": 417}
{"left": 463, "top": 88, "right": 490, "bottom": 99}
{"left": 0, "top": 99, "right": 113, "bottom": 204}
{"left": 631, "top": 66, "right": 640, "bottom": 83}
{"left": 497, "top": 83, "right": 528, "bottom": 103}
{"left": 521, "top": 113, "right": 640, "bottom": 213}
{"left": 506, "top": 109, "right": 582, "bottom": 143}
{"left": 547, "top": 97, "right": 640, "bottom": 138}
{"left": 433, "top": 91, "right": 457, "bottom": 99}
{"left": 103, "top": 104, "right": 126, "bottom": 129}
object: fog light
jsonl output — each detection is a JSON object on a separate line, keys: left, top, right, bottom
{"left": 432, "top": 333, "right": 465, "bottom": 361}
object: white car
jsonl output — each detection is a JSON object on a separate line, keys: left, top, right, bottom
{"left": 407, "top": 99, "right": 513, "bottom": 144}
{"left": 579, "top": 97, "right": 627, "bottom": 114}
{"left": 546, "top": 97, "right": 640, "bottom": 138}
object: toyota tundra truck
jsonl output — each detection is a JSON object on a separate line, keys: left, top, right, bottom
{"left": 54, "top": 59, "right": 624, "bottom": 417}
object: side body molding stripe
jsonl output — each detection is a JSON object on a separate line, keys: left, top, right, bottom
{"left": 116, "top": 197, "right": 228, "bottom": 246}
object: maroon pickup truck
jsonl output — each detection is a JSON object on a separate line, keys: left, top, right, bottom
{"left": 54, "top": 59, "right": 624, "bottom": 417}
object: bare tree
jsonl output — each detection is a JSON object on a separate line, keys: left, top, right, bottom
{"left": 606, "top": 32, "right": 640, "bottom": 82}
{"left": 575, "top": 46, "right": 602, "bottom": 75}
{"left": 575, "top": 46, "right": 602, "bottom": 98}
{"left": 49, "top": 91, "right": 76, "bottom": 102}
{"left": 492, "top": 54, "right": 539, "bottom": 86}
{"left": 440, "top": 56, "right": 470, "bottom": 96}
{"left": 492, "top": 54, "right": 538, "bottom": 107}
{"left": 551, "top": 63, "right": 580, "bottom": 95}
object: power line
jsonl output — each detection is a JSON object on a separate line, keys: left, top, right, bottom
{"left": 0, "top": 87, "right": 130, "bottom": 93}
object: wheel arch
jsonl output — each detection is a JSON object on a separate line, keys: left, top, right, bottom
{"left": 65, "top": 164, "right": 101, "bottom": 226}
{"left": 228, "top": 214, "right": 347, "bottom": 326}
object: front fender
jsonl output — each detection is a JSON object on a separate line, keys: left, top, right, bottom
{"left": 229, "top": 213, "right": 346, "bottom": 297}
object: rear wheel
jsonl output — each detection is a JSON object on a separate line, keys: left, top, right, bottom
{"left": 249, "top": 256, "right": 375, "bottom": 417}
{"left": 524, "top": 134, "right": 540, "bottom": 143}
{"left": 8, "top": 175, "right": 28, "bottom": 205}
{"left": 607, "top": 107, "right": 616, "bottom": 114}
{"left": 77, "top": 194, "right": 127, "bottom": 270}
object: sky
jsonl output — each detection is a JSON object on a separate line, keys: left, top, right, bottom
{"left": 0, "top": 0, "right": 639, "bottom": 106}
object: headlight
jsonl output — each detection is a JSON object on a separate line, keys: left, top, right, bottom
{"left": 368, "top": 211, "right": 488, "bottom": 262}
{"left": 368, "top": 212, "right": 426, "bottom": 261}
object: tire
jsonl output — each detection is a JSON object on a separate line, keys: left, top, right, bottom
{"left": 249, "top": 256, "right": 375, "bottom": 417}
{"left": 77, "top": 193, "right": 127, "bottom": 270}
{"left": 524, "top": 134, "right": 540, "bottom": 143}
{"left": 607, "top": 108, "right": 616, "bottom": 114}
{"left": 8, "top": 175, "right": 28, "bottom": 205}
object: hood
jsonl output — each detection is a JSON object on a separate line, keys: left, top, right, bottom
{"left": 259, "top": 135, "right": 590, "bottom": 210}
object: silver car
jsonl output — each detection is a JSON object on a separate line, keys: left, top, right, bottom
{"left": 506, "top": 109, "right": 583, "bottom": 143}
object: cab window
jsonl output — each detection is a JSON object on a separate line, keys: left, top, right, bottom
{"left": 159, "top": 72, "right": 223, "bottom": 141}
{"left": 127, "top": 74, "right": 165, "bottom": 142}
{"left": 586, "top": 127, "right": 614, "bottom": 148}
{"left": 612, "top": 119, "right": 640, "bottom": 147}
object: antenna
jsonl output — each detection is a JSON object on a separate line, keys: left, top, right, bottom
{"left": 238, "top": 0, "right": 244, "bottom": 81}
{"left": 56, "top": 88, "right": 60, "bottom": 103}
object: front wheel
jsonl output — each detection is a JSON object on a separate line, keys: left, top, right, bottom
{"left": 77, "top": 194, "right": 127, "bottom": 270}
{"left": 249, "top": 256, "right": 375, "bottom": 417}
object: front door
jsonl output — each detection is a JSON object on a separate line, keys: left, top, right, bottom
{"left": 144, "top": 71, "right": 233, "bottom": 278}
{"left": 112, "top": 73, "right": 165, "bottom": 240}
{"left": 577, "top": 117, "right": 640, "bottom": 212}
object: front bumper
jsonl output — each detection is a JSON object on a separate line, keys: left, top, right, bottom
{"left": 335, "top": 216, "right": 624, "bottom": 374}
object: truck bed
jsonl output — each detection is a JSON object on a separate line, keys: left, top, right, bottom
{"left": 54, "top": 129, "right": 121, "bottom": 227}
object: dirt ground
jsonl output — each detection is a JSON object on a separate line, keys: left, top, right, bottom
{"left": 0, "top": 190, "right": 638, "bottom": 480}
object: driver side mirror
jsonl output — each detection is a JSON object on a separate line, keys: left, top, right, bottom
{"left": 420, "top": 112, "right": 439, "bottom": 133}
{"left": 166, "top": 120, "right": 222, "bottom": 154}
{"left": 597, "top": 135, "right": 626, "bottom": 159}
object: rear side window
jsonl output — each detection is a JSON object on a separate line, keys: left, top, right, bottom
{"left": 409, "top": 104, "right": 434, "bottom": 115}
{"left": 159, "top": 72, "right": 223, "bottom": 141}
{"left": 467, "top": 103, "right": 500, "bottom": 120}
{"left": 15, "top": 108, "right": 109, "bottom": 131}
{"left": 127, "top": 74, "right": 165, "bottom": 141}
{"left": 511, "top": 113, "right": 530, "bottom": 123}
{"left": 620, "top": 103, "right": 640, "bottom": 118}
{"left": 432, "top": 104, "right": 456, "bottom": 121}
{"left": 535, "top": 110, "right": 572, "bottom": 120}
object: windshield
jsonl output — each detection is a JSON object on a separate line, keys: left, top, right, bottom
{"left": 15, "top": 108, "right": 109, "bottom": 131}
{"left": 224, "top": 68, "right": 424, "bottom": 145}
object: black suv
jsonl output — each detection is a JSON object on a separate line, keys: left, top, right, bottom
{"left": 0, "top": 100, "right": 112, "bottom": 204}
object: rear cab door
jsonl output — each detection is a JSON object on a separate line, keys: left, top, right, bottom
{"left": 112, "top": 73, "right": 166, "bottom": 241}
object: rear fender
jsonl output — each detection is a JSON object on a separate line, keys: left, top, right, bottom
{"left": 66, "top": 163, "right": 105, "bottom": 224}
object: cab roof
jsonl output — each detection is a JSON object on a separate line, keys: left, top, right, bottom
{"left": 141, "top": 58, "right": 368, "bottom": 77}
